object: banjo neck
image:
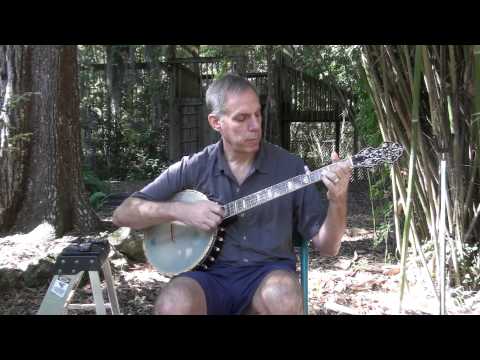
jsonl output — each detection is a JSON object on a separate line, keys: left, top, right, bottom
{"left": 222, "top": 158, "right": 353, "bottom": 220}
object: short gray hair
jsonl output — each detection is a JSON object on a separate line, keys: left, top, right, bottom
{"left": 206, "top": 73, "right": 258, "bottom": 117}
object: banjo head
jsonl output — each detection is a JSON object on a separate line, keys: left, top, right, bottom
{"left": 143, "top": 190, "right": 217, "bottom": 276}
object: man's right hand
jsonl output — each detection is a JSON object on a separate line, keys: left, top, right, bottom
{"left": 175, "top": 200, "right": 225, "bottom": 232}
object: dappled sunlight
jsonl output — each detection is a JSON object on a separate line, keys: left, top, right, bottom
{"left": 120, "top": 263, "right": 170, "bottom": 284}
{"left": 1, "top": 222, "right": 66, "bottom": 271}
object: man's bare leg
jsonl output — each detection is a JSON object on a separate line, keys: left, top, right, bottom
{"left": 154, "top": 277, "right": 207, "bottom": 315}
{"left": 244, "top": 270, "right": 303, "bottom": 315}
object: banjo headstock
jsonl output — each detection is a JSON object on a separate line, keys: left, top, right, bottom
{"left": 351, "top": 142, "right": 404, "bottom": 168}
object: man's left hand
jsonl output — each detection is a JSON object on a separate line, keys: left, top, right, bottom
{"left": 322, "top": 151, "right": 352, "bottom": 203}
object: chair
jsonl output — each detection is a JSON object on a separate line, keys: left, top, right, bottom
{"left": 293, "top": 230, "right": 309, "bottom": 315}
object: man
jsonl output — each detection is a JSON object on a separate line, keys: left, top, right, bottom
{"left": 113, "top": 73, "right": 352, "bottom": 315}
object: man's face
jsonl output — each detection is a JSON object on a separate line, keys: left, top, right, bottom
{"left": 210, "top": 89, "right": 262, "bottom": 155}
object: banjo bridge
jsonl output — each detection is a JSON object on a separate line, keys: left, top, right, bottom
{"left": 170, "top": 223, "right": 175, "bottom": 242}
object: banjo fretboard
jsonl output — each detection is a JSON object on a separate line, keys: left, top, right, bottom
{"left": 222, "top": 162, "right": 342, "bottom": 219}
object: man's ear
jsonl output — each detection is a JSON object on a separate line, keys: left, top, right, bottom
{"left": 208, "top": 114, "right": 222, "bottom": 132}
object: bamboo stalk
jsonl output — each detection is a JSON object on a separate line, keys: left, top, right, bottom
{"left": 448, "top": 47, "right": 468, "bottom": 260}
{"left": 394, "top": 165, "right": 439, "bottom": 300}
{"left": 380, "top": 149, "right": 438, "bottom": 297}
{"left": 463, "top": 45, "right": 480, "bottom": 243}
{"left": 402, "top": 46, "right": 414, "bottom": 93}
{"left": 463, "top": 203, "right": 480, "bottom": 243}
{"left": 399, "top": 45, "right": 423, "bottom": 313}
{"left": 439, "top": 155, "right": 447, "bottom": 314}
{"left": 391, "top": 168, "right": 402, "bottom": 254}
{"left": 385, "top": 47, "right": 411, "bottom": 110}
{"left": 367, "top": 171, "right": 378, "bottom": 244}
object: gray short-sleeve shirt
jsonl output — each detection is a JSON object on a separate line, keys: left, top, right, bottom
{"left": 132, "top": 140, "right": 327, "bottom": 266}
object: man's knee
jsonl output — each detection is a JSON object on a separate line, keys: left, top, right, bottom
{"left": 154, "top": 277, "right": 207, "bottom": 315}
{"left": 255, "top": 270, "right": 303, "bottom": 315}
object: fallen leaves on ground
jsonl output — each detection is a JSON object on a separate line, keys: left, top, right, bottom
{"left": 1, "top": 181, "right": 478, "bottom": 315}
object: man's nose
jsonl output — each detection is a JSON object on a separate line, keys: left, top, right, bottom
{"left": 247, "top": 116, "right": 261, "bottom": 131}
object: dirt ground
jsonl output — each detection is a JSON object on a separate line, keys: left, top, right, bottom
{"left": 1, "top": 180, "right": 479, "bottom": 315}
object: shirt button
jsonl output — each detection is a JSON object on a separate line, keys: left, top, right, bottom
{"left": 240, "top": 213, "right": 245, "bottom": 217}
{"left": 236, "top": 188, "right": 240, "bottom": 193}
{"left": 243, "top": 258, "right": 249, "bottom": 263}
{"left": 243, "top": 235, "right": 247, "bottom": 240}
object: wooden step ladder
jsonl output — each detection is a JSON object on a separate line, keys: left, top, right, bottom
{"left": 37, "top": 239, "right": 121, "bottom": 315}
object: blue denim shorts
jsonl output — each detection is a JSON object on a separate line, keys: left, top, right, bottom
{"left": 176, "top": 260, "right": 296, "bottom": 315}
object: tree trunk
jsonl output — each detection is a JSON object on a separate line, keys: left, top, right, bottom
{"left": 167, "top": 46, "right": 182, "bottom": 162}
{"left": 145, "top": 45, "right": 163, "bottom": 130}
{"left": 104, "top": 45, "right": 126, "bottom": 178}
{"left": 0, "top": 45, "right": 100, "bottom": 236}
{"left": 269, "top": 50, "right": 284, "bottom": 147}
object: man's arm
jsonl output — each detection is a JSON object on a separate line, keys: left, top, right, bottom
{"left": 311, "top": 153, "right": 352, "bottom": 256}
{"left": 113, "top": 197, "right": 181, "bottom": 230}
{"left": 112, "top": 197, "right": 224, "bottom": 231}
{"left": 311, "top": 198, "right": 348, "bottom": 256}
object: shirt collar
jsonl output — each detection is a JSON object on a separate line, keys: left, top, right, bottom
{"left": 213, "top": 139, "right": 270, "bottom": 177}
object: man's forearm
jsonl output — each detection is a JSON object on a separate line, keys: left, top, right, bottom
{"left": 312, "top": 200, "right": 347, "bottom": 256}
{"left": 112, "top": 197, "right": 182, "bottom": 230}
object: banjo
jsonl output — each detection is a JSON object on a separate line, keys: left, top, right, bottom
{"left": 143, "top": 142, "right": 404, "bottom": 277}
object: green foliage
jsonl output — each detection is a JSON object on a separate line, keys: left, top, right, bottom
{"left": 289, "top": 45, "right": 361, "bottom": 89}
{"left": 458, "top": 244, "right": 480, "bottom": 289}
{"left": 125, "top": 150, "right": 168, "bottom": 181}
{"left": 367, "top": 163, "right": 395, "bottom": 257}
{"left": 89, "top": 191, "right": 107, "bottom": 210}
{"left": 78, "top": 45, "right": 169, "bottom": 181}
{"left": 82, "top": 167, "right": 111, "bottom": 209}
{"left": 355, "top": 80, "right": 382, "bottom": 147}
{"left": 119, "top": 127, "right": 169, "bottom": 180}
{"left": 214, "top": 59, "right": 231, "bottom": 80}
{"left": 286, "top": 45, "right": 381, "bottom": 149}
{"left": 83, "top": 167, "right": 110, "bottom": 194}
{"left": 199, "top": 45, "right": 224, "bottom": 57}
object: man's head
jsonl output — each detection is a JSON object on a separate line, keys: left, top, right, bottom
{"left": 207, "top": 74, "right": 262, "bottom": 156}
{"left": 206, "top": 73, "right": 259, "bottom": 117}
